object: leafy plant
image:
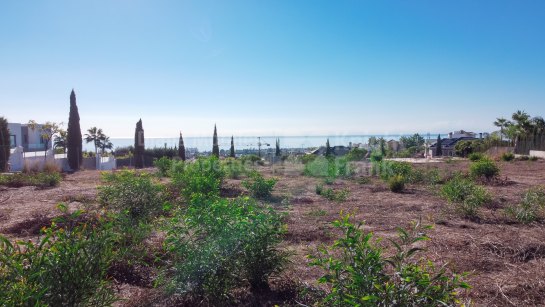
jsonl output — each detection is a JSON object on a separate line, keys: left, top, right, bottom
{"left": 164, "top": 197, "right": 288, "bottom": 302}
{"left": 388, "top": 175, "right": 405, "bottom": 193}
{"left": 441, "top": 176, "right": 491, "bottom": 217}
{"left": 154, "top": 156, "right": 173, "bottom": 177}
{"left": 470, "top": 159, "right": 500, "bottom": 180}
{"left": 346, "top": 148, "right": 367, "bottom": 161}
{"left": 0, "top": 172, "right": 61, "bottom": 188}
{"left": 98, "top": 170, "right": 165, "bottom": 222}
{"left": 501, "top": 152, "right": 515, "bottom": 161}
{"left": 315, "top": 184, "right": 349, "bottom": 202}
{"left": 309, "top": 214, "right": 469, "bottom": 306}
{"left": 506, "top": 186, "right": 545, "bottom": 223}
{"left": 468, "top": 152, "right": 485, "bottom": 161}
{"left": 0, "top": 208, "right": 117, "bottom": 306}
{"left": 304, "top": 156, "right": 354, "bottom": 179}
{"left": 222, "top": 157, "right": 247, "bottom": 179}
{"left": 242, "top": 170, "right": 278, "bottom": 199}
{"left": 171, "top": 156, "right": 224, "bottom": 204}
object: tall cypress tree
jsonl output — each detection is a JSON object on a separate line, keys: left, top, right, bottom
{"left": 325, "top": 138, "right": 332, "bottom": 157}
{"left": 0, "top": 117, "right": 10, "bottom": 172}
{"left": 212, "top": 124, "right": 219, "bottom": 158}
{"left": 436, "top": 134, "right": 443, "bottom": 157}
{"left": 178, "top": 132, "right": 186, "bottom": 161}
{"left": 229, "top": 136, "right": 235, "bottom": 158}
{"left": 67, "top": 89, "right": 82, "bottom": 170}
{"left": 275, "top": 138, "right": 281, "bottom": 157}
{"left": 134, "top": 119, "right": 145, "bottom": 168}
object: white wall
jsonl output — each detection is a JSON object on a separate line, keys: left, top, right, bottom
{"left": 7, "top": 123, "right": 22, "bottom": 148}
{"left": 529, "top": 150, "right": 545, "bottom": 159}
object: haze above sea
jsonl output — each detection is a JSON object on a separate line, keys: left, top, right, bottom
{"left": 83, "top": 135, "right": 440, "bottom": 152}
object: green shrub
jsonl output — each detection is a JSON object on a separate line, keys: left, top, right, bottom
{"left": 501, "top": 152, "right": 515, "bottom": 161}
{"left": 506, "top": 187, "right": 545, "bottom": 223}
{"left": 517, "top": 155, "right": 530, "bottom": 161}
{"left": 468, "top": 152, "right": 485, "bottom": 161}
{"left": 309, "top": 214, "right": 469, "bottom": 306}
{"left": 300, "top": 154, "right": 317, "bottom": 164}
{"left": 164, "top": 197, "right": 288, "bottom": 301}
{"left": 222, "top": 157, "right": 247, "bottom": 179}
{"left": 529, "top": 156, "right": 539, "bottom": 161}
{"left": 370, "top": 151, "right": 383, "bottom": 162}
{"left": 389, "top": 175, "right": 405, "bottom": 193}
{"left": 346, "top": 148, "right": 367, "bottom": 161}
{"left": 242, "top": 170, "right": 278, "bottom": 199}
{"left": 408, "top": 168, "right": 443, "bottom": 185}
{"left": 98, "top": 170, "right": 165, "bottom": 221}
{"left": 377, "top": 161, "right": 413, "bottom": 181}
{"left": 154, "top": 156, "right": 173, "bottom": 177}
{"left": 315, "top": 184, "right": 349, "bottom": 202}
{"left": 470, "top": 159, "right": 500, "bottom": 180}
{"left": 441, "top": 176, "right": 491, "bottom": 217}
{"left": 172, "top": 157, "right": 224, "bottom": 204}
{"left": 240, "top": 154, "right": 262, "bottom": 165}
{"left": 0, "top": 209, "right": 117, "bottom": 306}
{"left": 304, "top": 156, "right": 354, "bottom": 179}
{"left": 0, "top": 172, "right": 61, "bottom": 188}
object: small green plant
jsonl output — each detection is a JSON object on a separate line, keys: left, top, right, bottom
{"left": 370, "top": 151, "right": 383, "bottom": 162}
{"left": 309, "top": 214, "right": 469, "bottom": 306}
{"left": 468, "top": 152, "right": 485, "bottom": 161}
{"left": 0, "top": 172, "right": 61, "bottom": 188}
{"left": 470, "top": 158, "right": 500, "bottom": 181}
{"left": 506, "top": 186, "right": 545, "bottom": 223}
{"left": 222, "top": 157, "right": 247, "bottom": 179}
{"left": 98, "top": 170, "right": 165, "bottom": 221}
{"left": 171, "top": 156, "right": 224, "bottom": 204}
{"left": 0, "top": 208, "right": 117, "bottom": 306}
{"left": 346, "top": 147, "right": 367, "bottom": 161}
{"left": 304, "top": 156, "right": 354, "bottom": 179}
{"left": 355, "top": 176, "right": 372, "bottom": 184}
{"left": 153, "top": 156, "right": 173, "bottom": 177}
{"left": 529, "top": 156, "right": 539, "bottom": 161}
{"left": 242, "top": 170, "right": 278, "bottom": 199}
{"left": 315, "top": 184, "right": 349, "bottom": 202}
{"left": 441, "top": 176, "right": 491, "bottom": 217}
{"left": 388, "top": 175, "right": 405, "bottom": 193}
{"left": 164, "top": 197, "right": 288, "bottom": 302}
{"left": 300, "top": 154, "right": 317, "bottom": 164}
{"left": 501, "top": 152, "right": 515, "bottom": 161}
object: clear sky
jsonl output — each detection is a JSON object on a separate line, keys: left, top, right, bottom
{"left": 1, "top": 0, "right": 544, "bottom": 138}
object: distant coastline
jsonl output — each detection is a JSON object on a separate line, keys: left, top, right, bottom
{"left": 83, "top": 134, "right": 441, "bottom": 152}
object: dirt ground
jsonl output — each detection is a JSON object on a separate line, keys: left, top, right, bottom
{"left": 1, "top": 159, "right": 545, "bottom": 306}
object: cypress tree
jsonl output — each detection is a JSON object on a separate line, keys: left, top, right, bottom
{"left": 212, "top": 124, "right": 219, "bottom": 158}
{"left": 134, "top": 119, "right": 145, "bottom": 168}
{"left": 0, "top": 117, "right": 10, "bottom": 172}
{"left": 275, "top": 138, "right": 281, "bottom": 157}
{"left": 178, "top": 132, "right": 186, "bottom": 161}
{"left": 325, "top": 139, "right": 332, "bottom": 157}
{"left": 230, "top": 136, "right": 235, "bottom": 158}
{"left": 67, "top": 89, "right": 83, "bottom": 170}
{"left": 436, "top": 134, "right": 443, "bottom": 156}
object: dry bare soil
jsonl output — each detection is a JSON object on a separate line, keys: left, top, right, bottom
{"left": 1, "top": 160, "right": 545, "bottom": 306}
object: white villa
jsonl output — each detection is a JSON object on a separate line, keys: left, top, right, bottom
{"left": 8, "top": 122, "right": 53, "bottom": 152}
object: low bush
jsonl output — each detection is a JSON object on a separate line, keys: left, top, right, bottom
{"left": 222, "top": 157, "right": 247, "bottom": 179}
{"left": 370, "top": 151, "right": 383, "bottom": 162}
{"left": 376, "top": 161, "right": 413, "bottom": 181}
{"left": 242, "top": 170, "right": 277, "bottom": 199}
{"left": 315, "top": 184, "right": 349, "bottom": 202}
{"left": 470, "top": 159, "right": 500, "bottom": 181}
{"left": 0, "top": 172, "right": 61, "bottom": 188}
{"left": 506, "top": 186, "right": 545, "bottom": 223}
{"left": 309, "top": 214, "right": 469, "bottom": 306}
{"left": 501, "top": 152, "right": 515, "bottom": 162}
{"left": 388, "top": 175, "right": 405, "bottom": 193}
{"left": 240, "top": 154, "right": 263, "bottom": 166}
{"left": 171, "top": 157, "right": 224, "bottom": 204}
{"left": 154, "top": 156, "right": 173, "bottom": 177}
{"left": 98, "top": 170, "right": 165, "bottom": 222}
{"left": 441, "top": 176, "right": 491, "bottom": 217}
{"left": 300, "top": 154, "right": 317, "bottom": 164}
{"left": 409, "top": 168, "right": 443, "bottom": 185}
{"left": 304, "top": 156, "right": 354, "bottom": 179}
{"left": 0, "top": 209, "right": 117, "bottom": 306}
{"left": 529, "top": 156, "right": 539, "bottom": 161}
{"left": 346, "top": 148, "right": 367, "bottom": 161}
{"left": 164, "top": 197, "right": 288, "bottom": 302}
{"left": 468, "top": 152, "right": 485, "bottom": 161}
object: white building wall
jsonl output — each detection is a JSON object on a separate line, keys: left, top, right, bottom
{"left": 7, "top": 123, "right": 22, "bottom": 148}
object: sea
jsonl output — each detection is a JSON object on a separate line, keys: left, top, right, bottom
{"left": 83, "top": 134, "right": 439, "bottom": 152}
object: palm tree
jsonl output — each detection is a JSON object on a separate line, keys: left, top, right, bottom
{"left": 493, "top": 118, "right": 510, "bottom": 142}
{"left": 53, "top": 129, "right": 68, "bottom": 153}
{"left": 531, "top": 116, "right": 545, "bottom": 134}
{"left": 100, "top": 136, "right": 113, "bottom": 154}
{"left": 85, "top": 127, "right": 104, "bottom": 155}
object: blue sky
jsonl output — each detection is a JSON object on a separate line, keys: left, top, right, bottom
{"left": 1, "top": 0, "right": 544, "bottom": 137}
